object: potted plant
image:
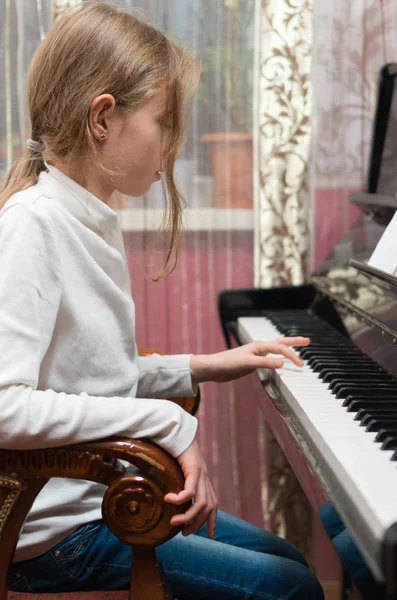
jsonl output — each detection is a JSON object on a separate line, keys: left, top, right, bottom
{"left": 199, "top": 0, "right": 254, "bottom": 209}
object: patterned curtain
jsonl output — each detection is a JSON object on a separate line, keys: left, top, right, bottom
{"left": 254, "top": 0, "right": 313, "bottom": 287}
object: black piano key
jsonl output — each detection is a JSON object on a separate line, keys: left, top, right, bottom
{"left": 307, "top": 350, "right": 361, "bottom": 358}
{"left": 336, "top": 386, "right": 397, "bottom": 400}
{"left": 324, "top": 365, "right": 397, "bottom": 383}
{"left": 271, "top": 321, "right": 321, "bottom": 328}
{"left": 357, "top": 412, "right": 397, "bottom": 426}
{"left": 311, "top": 358, "right": 374, "bottom": 371}
{"left": 284, "top": 328, "right": 337, "bottom": 334}
{"left": 265, "top": 314, "right": 314, "bottom": 323}
{"left": 319, "top": 365, "right": 384, "bottom": 372}
{"left": 330, "top": 377, "right": 396, "bottom": 394}
{"left": 313, "top": 363, "right": 372, "bottom": 373}
{"left": 301, "top": 345, "right": 359, "bottom": 352}
{"left": 311, "top": 356, "right": 374, "bottom": 365}
{"left": 277, "top": 326, "right": 339, "bottom": 334}
{"left": 268, "top": 318, "right": 327, "bottom": 327}
{"left": 366, "top": 419, "right": 397, "bottom": 432}
{"left": 304, "top": 353, "right": 366, "bottom": 364}
{"left": 375, "top": 428, "right": 397, "bottom": 443}
{"left": 344, "top": 398, "right": 397, "bottom": 411}
{"left": 268, "top": 321, "right": 315, "bottom": 328}
{"left": 301, "top": 349, "right": 363, "bottom": 359}
{"left": 355, "top": 408, "right": 397, "bottom": 421}
{"left": 292, "top": 341, "right": 353, "bottom": 348}
{"left": 288, "top": 331, "right": 339, "bottom": 338}
{"left": 329, "top": 373, "right": 395, "bottom": 385}
{"left": 267, "top": 311, "right": 314, "bottom": 317}
{"left": 309, "top": 355, "right": 373, "bottom": 363}
{"left": 303, "top": 347, "right": 357, "bottom": 355}
{"left": 339, "top": 380, "right": 397, "bottom": 388}
{"left": 283, "top": 328, "right": 341, "bottom": 334}
{"left": 321, "top": 368, "right": 386, "bottom": 383}
{"left": 390, "top": 450, "right": 397, "bottom": 461}
{"left": 381, "top": 436, "right": 397, "bottom": 451}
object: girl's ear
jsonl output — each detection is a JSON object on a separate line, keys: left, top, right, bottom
{"left": 88, "top": 94, "right": 116, "bottom": 141}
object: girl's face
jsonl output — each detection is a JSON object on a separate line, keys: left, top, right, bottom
{"left": 91, "top": 87, "right": 172, "bottom": 199}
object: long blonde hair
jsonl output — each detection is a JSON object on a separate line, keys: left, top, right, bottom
{"left": 0, "top": 1, "right": 200, "bottom": 278}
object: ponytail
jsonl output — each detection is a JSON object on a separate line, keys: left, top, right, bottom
{"left": 0, "top": 145, "right": 45, "bottom": 210}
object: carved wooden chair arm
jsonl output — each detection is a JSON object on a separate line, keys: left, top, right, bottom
{"left": 0, "top": 437, "right": 190, "bottom": 600}
{"left": 1, "top": 348, "right": 199, "bottom": 599}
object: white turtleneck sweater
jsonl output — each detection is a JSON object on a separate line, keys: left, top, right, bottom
{"left": 0, "top": 164, "right": 198, "bottom": 562}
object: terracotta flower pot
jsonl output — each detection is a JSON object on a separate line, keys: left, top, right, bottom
{"left": 200, "top": 132, "right": 253, "bottom": 208}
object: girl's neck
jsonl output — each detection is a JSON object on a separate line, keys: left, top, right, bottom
{"left": 50, "top": 160, "right": 113, "bottom": 204}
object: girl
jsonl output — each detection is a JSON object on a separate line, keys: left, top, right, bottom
{"left": 1, "top": 3, "right": 323, "bottom": 599}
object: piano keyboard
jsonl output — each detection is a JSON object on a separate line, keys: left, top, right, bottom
{"left": 238, "top": 311, "right": 397, "bottom": 581}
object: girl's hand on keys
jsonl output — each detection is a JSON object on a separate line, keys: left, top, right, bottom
{"left": 190, "top": 337, "right": 310, "bottom": 384}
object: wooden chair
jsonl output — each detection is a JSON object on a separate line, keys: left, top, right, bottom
{"left": 0, "top": 350, "right": 200, "bottom": 600}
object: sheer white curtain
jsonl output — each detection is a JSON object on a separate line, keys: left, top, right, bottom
{"left": 310, "top": 0, "right": 397, "bottom": 269}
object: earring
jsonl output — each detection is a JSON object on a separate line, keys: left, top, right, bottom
{"left": 99, "top": 133, "right": 106, "bottom": 141}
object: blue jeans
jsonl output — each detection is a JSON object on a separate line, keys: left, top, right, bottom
{"left": 318, "top": 502, "right": 385, "bottom": 600}
{"left": 8, "top": 510, "right": 323, "bottom": 600}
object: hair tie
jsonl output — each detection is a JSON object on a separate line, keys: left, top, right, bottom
{"left": 26, "top": 138, "right": 43, "bottom": 153}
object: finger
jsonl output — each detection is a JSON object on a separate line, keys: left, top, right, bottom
{"left": 182, "top": 505, "right": 214, "bottom": 537}
{"left": 205, "top": 506, "right": 218, "bottom": 539}
{"left": 205, "top": 481, "right": 218, "bottom": 538}
{"left": 269, "top": 344, "right": 304, "bottom": 366}
{"left": 170, "top": 495, "right": 207, "bottom": 527}
{"left": 183, "top": 480, "right": 217, "bottom": 538}
{"left": 274, "top": 336, "right": 310, "bottom": 347}
{"left": 164, "top": 489, "right": 195, "bottom": 505}
{"left": 164, "top": 465, "right": 200, "bottom": 505}
{"left": 182, "top": 489, "right": 216, "bottom": 537}
{"left": 260, "top": 357, "right": 284, "bottom": 369}
{"left": 255, "top": 343, "right": 303, "bottom": 367}
{"left": 170, "top": 494, "right": 206, "bottom": 526}
{"left": 170, "top": 475, "right": 208, "bottom": 528}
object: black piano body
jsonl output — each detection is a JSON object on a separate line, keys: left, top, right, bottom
{"left": 218, "top": 63, "right": 397, "bottom": 599}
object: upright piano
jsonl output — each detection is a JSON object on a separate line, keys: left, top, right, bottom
{"left": 219, "top": 63, "right": 397, "bottom": 599}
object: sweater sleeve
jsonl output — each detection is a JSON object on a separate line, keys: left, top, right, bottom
{"left": 0, "top": 201, "right": 197, "bottom": 458}
{"left": 137, "top": 354, "right": 198, "bottom": 399}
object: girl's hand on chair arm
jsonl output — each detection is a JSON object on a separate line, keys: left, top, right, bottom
{"left": 190, "top": 337, "right": 310, "bottom": 385}
{"left": 164, "top": 440, "right": 218, "bottom": 538}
